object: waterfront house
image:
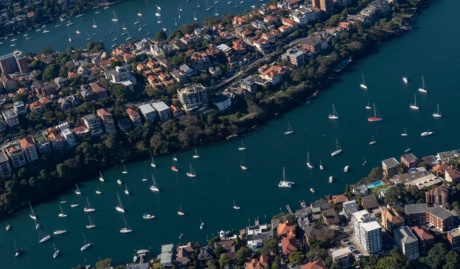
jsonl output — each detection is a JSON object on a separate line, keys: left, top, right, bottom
{"left": 160, "top": 244, "right": 174, "bottom": 267}
{"left": 18, "top": 136, "right": 38, "bottom": 163}
{"left": 5, "top": 142, "right": 26, "bottom": 168}
{"left": 281, "top": 237, "right": 298, "bottom": 255}
{"left": 411, "top": 226, "right": 435, "bottom": 254}
{"left": 382, "top": 157, "right": 400, "bottom": 178}
{"left": 342, "top": 200, "right": 359, "bottom": 219}
{"left": 405, "top": 174, "right": 442, "bottom": 190}
{"left": 82, "top": 114, "right": 103, "bottom": 136}
{"left": 394, "top": 226, "right": 419, "bottom": 260}
{"left": 322, "top": 208, "right": 340, "bottom": 226}
{"left": 277, "top": 220, "right": 296, "bottom": 239}
{"left": 444, "top": 167, "right": 460, "bottom": 183}
{"left": 447, "top": 227, "right": 460, "bottom": 250}
{"left": 405, "top": 203, "right": 428, "bottom": 226}
{"left": 401, "top": 153, "right": 418, "bottom": 169}
{"left": 97, "top": 108, "right": 115, "bottom": 134}
{"left": 176, "top": 243, "right": 195, "bottom": 268}
{"left": 197, "top": 246, "right": 214, "bottom": 263}
{"left": 426, "top": 206, "right": 454, "bottom": 232}
{"left": 331, "top": 194, "right": 349, "bottom": 206}
{"left": 389, "top": 170, "right": 426, "bottom": 185}
{"left": 425, "top": 185, "right": 452, "bottom": 207}
{"left": 331, "top": 247, "right": 353, "bottom": 267}
{"left": 281, "top": 48, "right": 305, "bottom": 67}
{"left": 361, "top": 195, "right": 379, "bottom": 211}
{"left": 126, "top": 107, "right": 142, "bottom": 127}
{"left": 381, "top": 208, "right": 404, "bottom": 235}
{"left": 432, "top": 163, "right": 449, "bottom": 177}
{"left": 300, "top": 260, "right": 328, "bottom": 269}
{"left": 259, "top": 65, "right": 286, "bottom": 86}
{"left": 352, "top": 185, "right": 368, "bottom": 196}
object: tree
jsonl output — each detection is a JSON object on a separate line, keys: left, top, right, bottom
{"left": 375, "top": 249, "right": 410, "bottom": 269}
{"left": 271, "top": 256, "right": 280, "bottom": 269}
{"left": 95, "top": 258, "right": 112, "bottom": 269}
{"left": 235, "top": 246, "right": 252, "bottom": 265}
{"left": 420, "top": 243, "right": 447, "bottom": 269}
{"left": 443, "top": 251, "right": 460, "bottom": 269}
{"left": 289, "top": 251, "right": 304, "bottom": 265}
{"left": 154, "top": 30, "right": 167, "bottom": 41}
{"left": 42, "top": 64, "right": 60, "bottom": 81}
{"left": 384, "top": 185, "right": 403, "bottom": 205}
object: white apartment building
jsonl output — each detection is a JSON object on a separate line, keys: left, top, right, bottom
{"left": 394, "top": 226, "right": 419, "bottom": 260}
{"left": 177, "top": 84, "right": 208, "bottom": 111}
{"left": 151, "top": 101, "right": 171, "bottom": 122}
{"left": 82, "top": 114, "right": 103, "bottom": 136}
{"left": 352, "top": 210, "right": 382, "bottom": 254}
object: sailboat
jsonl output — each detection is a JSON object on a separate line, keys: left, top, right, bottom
{"left": 362, "top": 158, "right": 367, "bottom": 166}
{"left": 240, "top": 159, "right": 248, "bottom": 170}
{"left": 405, "top": 145, "right": 411, "bottom": 153}
{"left": 120, "top": 216, "right": 133, "bottom": 233}
{"left": 401, "top": 127, "right": 409, "bottom": 137}
{"left": 38, "top": 230, "right": 51, "bottom": 243}
{"left": 330, "top": 139, "right": 343, "bottom": 156}
{"left": 86, "top": 32, "right": 93, "bottom": 41}
{"left": 75, "top": 184, "right": 81, "bottom": 195}
{"left": 117, "top": 179, "right": 122, "bottom": 185}
{"left": 369, "top": 135, "right": 376, "bottom": 145}
{"left": 284, "top": 122, "right": 294, "bottom": 135}
{"left": 86, "top": 215, "right": 96, "bottom": 229}
{"left": 122, "top": 23, "right": 127, "bottom": 31}
{"left": 83, "top": 198, "right": 95, "bottom": 212}
{"left": 14, "top": 240, "right": 22, "bottom": 257}
{"left": 319, "top": 159, "right": 324, "bottom": 170}
{"left": 112, "top": 10, "right": 118, "bottom": 22}
{"left": 175, "top": 18, "right": 177, "bottom": 26}
{"left": 206, "top": 0, "right": 212, "bottom": 11}
{"left": 238, "top": 140, "right": 246, "bottom": 151}
{"left": 328, "top": 176, "right": 333, "bottom": 183}
{"left": 122, "top": 165, "right": 128, "bottom": 174}
{"left": 99, "top": 171, "right": 104, "bottom": 182}
{"left": 173, "top": 153, "right": 178, "bottom": 162}
{"left": 80, "top": 233, "right": 92, "bottom": 251}
{"left": 34, "top": 219, "right": 40, "bottom": 230}
{"left": 368, "top": 103, "right": 382, "bottom": 121}
{"left": 360, "top": 73, "right": 368, "bottom": 89}
{"left": 95, "top": 185, "right": 101, "bottom": 195}
{"left": 150, "top": 175, "right": 160, "bottom": 192}
{"left": 278, "top": 167, "right": 295, "bottom": 187}
{"left": 197, "top": 0, "right": 201, "bottom": 8}
{"left": 310, "top": 188, "right": 316, "bottom": 193}
{"left": 76, "top": 27, "right": 81, "bottom": 34}
{"left": 200, "top": 219, "right": 205, "bottom": 229}
{"left": 58, "top": 204, "right": 67, "bottom": 218}
{"left": 410, "top": 94, "right": 419, "bottom": 110}
{"left": 328, "top": 104, "right": 339, "bottom": 119}
{"left": 402, "top": 76, "right": 408, "bottom": 84}
{"left": 150, "top": 155, "right": 157, "bottom": 167}
{"left": 418, "top": 75, "right": 427, "bottom": 93}
{"left": 52, "top": 243, "right": 59, "bottom": 258}
{"left": 344, "top": 165, "right": 349, "bottom": 172}
{"left": 306, "top": 151, "right": 314, "bottom": 169}
{"left": 4, "top": 219, "right": 10, "bottom": 231}
{"left": 115, "top": 193, "right": 125, "bottom": 213}
{"left": 420, "top": 130, "right": 433, "bottom": 137}
{"left": 186, "top": 163, "right": 197, "bottom": 178}
{"left": 138, "top": 10, "right": 143, "bottom": 17}
{"left": 433, "top": 104, "right": 442, "bottom": 118}
{"left": 29, "top": 202, "right": 37, "bottom": 220}
{"left": 365, "top": 100, "right": 372, "bottom": 110}
{"left": 68, "top": 34, "right": 72, "bottom": 42}
{"left": 171, "top": 160, "right": 179, "bottom": 172}
{"left": 53, "top": 221, "right": 67, "bottom": 234}
{"left": 177, "top": 204, "right": 185, "bottom": 216}
{"left": 194, "top": 12, "right": 198, "bottom": 21}
{"left": 126, "top": 31, "right": 133, "bottom": 41}
{"left": 92, "top": 18, "right": 97, "bottom": 28}
{"left": 60, "top": 196, "right": 66, "bottom": 204}
{"left": 233, "top": 200, "right": 240, "bottom": 210}
{"left": 214, "top": 9, "right": 219, "bottom": 16}
{"left": 193, "top": 148, "right": 200, "bottom": 159}
{"left": 124, "top": 183, "right": 130, "bottom": 195}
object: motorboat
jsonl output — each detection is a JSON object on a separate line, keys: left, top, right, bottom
{"left": 344, "top": 165, "right": 349, "bottom": 172}
{"left": 143, "top": 213, "right": 155, "bottom": 219}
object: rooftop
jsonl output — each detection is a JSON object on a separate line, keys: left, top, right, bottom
{"left": 382, "top": 157, "right": 400, "bottom": 168}
{"left": 405, "top": 174, "right": 442, "bottom": 189}
{"left": 429, "top": 206, "right": 454, "bottom": 220}
{"left": 395, "top": 226, "right": 418, "bottom": 244}
{"left": 331, "top": 247, "right": 352, "bottom": 259}
{"left": 360, "top": 220, "right": 381, "bottom": 232}
{"left": 405, "top": 203, "right": 428, "bottom": 215}
{"left": 448, "top": 227, "right": 460, "bottom": 238}
{"left": 412, "top": 226, "right": 434, "bottom": 241}
{"left": 401, "top": 153, "right": 418, "bottom": 163}
{"left": 151, "top": 101, "right": 169, "bottom": 111}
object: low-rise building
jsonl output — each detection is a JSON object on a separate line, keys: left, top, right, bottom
{"left": 13, "top": 101, "right": 27, "bottom": 116}
{"left": 331, "top": 247, "right": 353, "bottom": 267}
{"left": 405, "top": 174, "right": 442, "bottom": 189}
{"left": 97, "top": 108, "right": 115, "bottom": 133}
{"left": 300, "top": 260, "right": 327, "bottom": 269}
{"left": 381, "top": 208, "right": 404, "bottom": 235}
{"left": 2, "top": 108, "right": 19, "bottom": 127}
{"left": 342, "top": 200, "right": 359, "bottom": 219}
{"left": 361, "top": 195, "right": 379, "bottom": 211}
{"left": 444, "top": 167, "right": 460, "bottom": 183}
{"left": 82, "top": 114, "right": 103, "bottom": 136}
{"left": 405, "top": 203, "right": 427, "bottom": 226}
{"left": 447, "top": 227, "right": 460, "bottom": 250}
{"left": 210, "top": 95, "right": 232, "bottom": 111}
{"left": 425, "top": 185, "right": 452, "bottom": 207}
{"left": 19, "top": 136, "right": 39, "bottom": 162}
{"left": 411, "top": 226, "right": 435, "bottom": 254}
{"left": 126, "top": 108, "right": 142, "bottom": 127}
{"left": 281, "top": 48, "right": 305, "bottom": 67}
{"left": 401, "top": 153, "right": 418, "bottom": 169}
{"left": 151, "top": 101, "right": 171, "bottom": 122}
{"left": 5, "top": 142, "right": 26, "bottom": 168}
{"left": 426, "top": 206, "right": 454, "bottom": 232}
{"left": 160, "top": 244, "right": 174, "bottom": 267}
{"left": 177, "top": 84, "right": 208, "bottom": 112}
{"left": 139, "top": 104, "right": 156, "bottom": 123}
{"left": 0, "top": 150, "right": 12, "bottom": 174}
{"left": 382, "top": 157, "right": 400, "bottom": 178}
{"left": 394, "top": 226, "right": 419, "bottom": 260}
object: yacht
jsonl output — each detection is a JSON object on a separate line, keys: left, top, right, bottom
{"left": 328, "top": 104, "right": 339, "bottom": 119}
{"left": 186, "top": 163, "right": 197, "bottom": 178}
{"left": 86, "top": 216, "right": 96, "bottom": 229}
{"left": 124, "top": 183, "right": 130, "bottom": 195}
{"left": 319, "top": 159, "right": 324, "bottom": 170}
{"left": 99, "top": 171, "right": 104, "bottom": 182}
{"left": 53, "top": 222, "right": 67, "bottom": 234}
{"left": 70, "top": 204, "right": 79, "bottom": 208}
{"left": 401, "top": 127, "right": 409, "bottom": 137}
{"left": 112, "top": 10, "right": 118, "bottom": 22}
{"left": 14, "top": 240, "right": 22, "bottom": 257}
{"left": 278, "top": 167, "right": 295, "bottom": 188}
{"left": 284, "top": 122, "right": 294, "bottom": 135}
{"left": 66, "top": 22, "right": 73, "bottom": 26}
{"left": 200, "top": 222, "right": 205, "bottom": 229}
{"left": 92, "top": 18, "right": 97, "bottom": 28}
{"left": 52, "top": 243, "right": 59, "bottom": 258}
{"left": 117, "top": 179, "right": 122, "bottom": 185}
{"left": 420, "top": 131, "right": 433, "bottom": 137}
{"left": 365, "top": 100, "right": 372, "bottom": 110}
{"left": 120, "top": 216, "right": 133, "bottom": 233}
{"left": 150, "top": 175, "right": 160, "bottom": 192}
{"left": 433, "top": 104, "right": 442, "bottom": 118}
{"left": 368, "top": 103, "right": 382, "bottom": 121}
{"left": 369, "top": 135, "right": 376, "bottom": 145}
{"left": 330, "top": 139, "right": 342, "bottom": 156}
{"left": 5, "top": 219, "right": 11, "bottom": 231}
{"left": 402, "top": 76, "right": 408, "bottom": 84}
{"left": 344, "top": 165, "right": 349, "bottom": 172}
{"left": 58, "top": 204, "right": 67, "bottom": 218}
{"left": 122, "top": 165, "right": 128, "bottom": 174}
{"left": 410, "top": 94, "right": 419, "bottom": 110}
{"left": 173, "top": 154, "right": 178, "bottom": 162}
{"left": 95, "top": 185, "right": 102, "bottom": 195}
{"left": 143, "top": 213, "right": 155, "bottom": 219}
{"left": 29, "top": 202, "right": 37, "bottom": 220}
{"left": 238, "top": 140, "right": 246, "bottom": 151}
{"left": 39, "top": 230, "right": 51, "bottom": 243}
{"left": 418, "top": 75, "right": 427, "bottom": 93}
{"left": 193, "top": 148, "right": 200, "bottom": 159}
{"left": 328, "top": 176, "right": 333, "bottom": 183}
{"left": 76, "top": 29, "right": 81, "bottom": 35}
{"left": 171, "top": 161, "right": 179, "bottom": 172}
{"left": 150, "top": 155, "right": 157, "bottom": 167}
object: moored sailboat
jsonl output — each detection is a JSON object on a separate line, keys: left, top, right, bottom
{"left": 80, "top": 233, "right": 92, "bottom": 251}
{"left": 360, "top": 72, "right": 368, "bottom": 89}
{"left": 369, "top": 135, "right": 376, "bottom": 145}
{"left": 233, "top": 200, "right": 240, "bottom": 210}
{"left": 58, "top": 204, "right": 67, "bottom": 218}
{"left": 401, "top": 127, "right": 409, "bottom": 137}
{"left": 38, "top": 230, "right": 51, "bottom": 243}
{"left": 193, "top": 148, "right": 200, "bottom": 159}
{"left": 52, "top": 243, "right": 59, "bottom": 258}
{"left": 418, "top": 75, "right": 427, "bottom": 93}
{"left": 120, "top": 215, "right": 133, "bottom": 233}
{"left": 75, "top": 183, "right": 81, "bottom": 195}
{"left": 328, "top": 104, "right": 339, "bottom": 120}
{"left": 150, "top": 155, "right": 157, "bottom": 167}
{"left": 29, "top": 202, "right": 37, "bottom": 220}
{"left": 177, "top": 204, "right": 185, "bottom": 216}
{"left": 410, "top": 94, "right": 419, "bottom": 110}
{"left": 186, "top": 163, "right": 197, "bottom": 178}
{"left": 83, "top": 198, "right": 95, "bottom": 212}
{"left": 284, "top": 122, "right": 294, "bottom": 135}
{"left": 278, "top": 167, "right": 295, "bottom": 187}
{"left": 115, "top": 193, "right": 125, "bottom": 213}
{"left": 238, "top": 140, "right": 246, "bottom": 151}
{"left": 433, "top": 104, "right": 442, "bottom": 118}
{"left": 306, "top": 151, "right": 314, "bottom": 169}
{"left": 124, "top": 183, "right": 130, "bottom": 195}
{"left": 86, "top": 215, "right": 96, "bottom": 229}
{"left": 330, "top": 139, "right": 342, "bottom": 156}
{"left": 99, "top": 171, "right": 104, "bottom": 182}
{"left": 150, "top": 175, "right": 160, "bottom": 192}
{"left": 368, "top": 103, "right": 382, "bottom": 122}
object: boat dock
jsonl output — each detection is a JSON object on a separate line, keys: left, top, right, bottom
{"left": 334, "top": 57, "right": 353, "bottom": 73}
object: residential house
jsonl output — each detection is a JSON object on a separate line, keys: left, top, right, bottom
{"left": 90, "top": 82, "right": 108, "bottom": 99}
{"left": 394, "top": 226, "right": 419, "bottom": 260}
{"left": 97, "top": 108, "right": 115, "bottom": 133}
{"left": 177, "top": 84, "right": 208, "bottom": 112}
{"left": 13, "top": 101, "right": 27, "bottom": 116}
{"left": 151, "top": 101, "right": 171, "bottom": 122}
{"left": 331, "top": 194, "right": 349, "bottom": 206}
{"left": 34, "top": 133, "right": 51, "bottom": 153}
{"left": 245, "top": 256, "right": 269, "bottom": 269}
{"left": 160, "top": 244, "right": 174, "bottom": 267}
{"left": 54, "top": 77, "right": 68, "bottom": 88}
{"left": 179, "top": 64, "right": 195, "bottom": 77}
{"left": 405, "top": 203, "right": 428, "bottom": 226}
{"left": 444, "top": 167, "right": 460, "bottom": 183}
{"left": 197, "top": 246, "right": 214, "bottom": 263}
{"left": 447, "top": 227, "right": 460, "bottom": 250}
{"left": 382, "top": 157, "right": 400, "bottom": 178}
{"left": 361, "top": 195, "right": 379, "bottom": 211}
{"left": 3, "top": 108, "right": 19, "bottom": 127}
{"left": 118, "top": 118, "right": 132, "bottom": 132}
{"left": 411, "top": 226, "right": 435, "bottom": 254}
{"left": 5, "top": 142, "right": 26, "bottom": 168}
{"left": 176, "top": 243, "right": 195, "bottom": 268}
{"left": 47, "top": 128, "right": 66, "bottom": 151}
{"left": 331, "top": 247, "right": 353, "bottom": 267}
{"left": 277, "top": 220, "right": 296, "bottom": 239}
{"left": 259, "top": 65, "right": 286, "bottom": 86}
{"left": 211, "top": 95, "right": 232, "bottom": 111}
{"left": 18, "top": 136, "right": 39, "bottom": 162}
{"left": 281, "top": 237, "right": 298, "bottom": 255}
{"left": 401, "top": 153, "right": 418, "bottom": 169}
{"left": 352, "top": 210, "right": 382, "bottom": 254}
{"left": 405, "top": 174, "right": 442, "bottom": 190}
{"left": 342, "top": 200, "right": 359, "bottom": 219}
{"left": 381, "top": 208, "right": 404, "bottom": 235}
{"left": 425, "top": 185, "right": 452, "bottom": 206}
{"left": 139, "top": 104, "right": 156, "bottom": 123}
{"left": 0, "top": 151, "right": 12, "bottom": 174}
{"left": 60, "top": 127, "right": 77, "bottom": 147}
{"left": 170, "top": 105, "right": 184, "bottom": 119}
{"left": 426, "top": 206, "right": 454, "bottom": 232}
{"left": 29, "top": 101, "right": 43, "bottom": 115}
{"left": 390, "top": 171, "right": 426, "bottom": 185}
{"left": 126, "top": 108, "right": 142, "bottom": 127}
{"left": 300, "top": 260, "right": 328, "bottom": 269}
{"left": 298, "top": 36, "right": 322, "bottom": 55}
{"left": 352, "top": 185, "right": 369, "bottom": 196}
{"left": 322, "top": 208, "right": 340, "bottom": 226}
{"left": 82, "top": 114, "right": 103, "bottom": 136}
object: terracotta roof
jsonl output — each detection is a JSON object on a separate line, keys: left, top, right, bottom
{"left": 126, "top": 107, "right": 139, "bottom": 116}
{"left": 332, "top": 194, "right": 349, "bottom": 204}
{"left": 412, "top": 226, "right": 434, "bottom": 241}
{"left": 277, "top": 220, "right": 295, "bottom": 237}
{"left": 19, "top": 136, "right": 35, "bottom": 149}
{"left": 39, "top": 97, "right": 52, "bottom": 104}
{"left": 260, "top": 65, "right": 284, "bottom": 78}
{"left": 382, "top": 208, "right": 404, "bottom": 224}
{"left": 301, "top": 260, "right": 328, "bottom": 269}
{"left": 97, "top": 108, "right": 111, "bottom": 117}
{"left": 90, "top": 82, "right": 107, "bottom": 93}
{"left": 281, "top": 237, "right": 298, "bottom": 254}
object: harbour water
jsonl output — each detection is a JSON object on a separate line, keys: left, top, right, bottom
{"left": 1, "top": 0, "right": 460, "bottom": 268}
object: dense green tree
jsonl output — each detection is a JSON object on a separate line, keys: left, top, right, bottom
{"left": 154, "top": 30, "right": 167, "bottom": 41}
{"left": 235, "top": 246, "right": 252, "bottom": 265}
{"left": 289, "top": 251, "right": 304, "bottom": 265}
{"left": 375, "top": 249, "right": 411, "bottom": 269}
{"left": 420, "top": 243, "right": 448, "bottom": 269}
{"left": 443, "top": 251, "right": 460, "bottom": 269}
{"left": 95, "top": 258, "right": 112, "bottom": 269}
{"left": 42, "top": 64, "right": 60, "bottom": 81}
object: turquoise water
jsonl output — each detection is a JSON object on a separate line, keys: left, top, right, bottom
{"left": 1, "top": 0, "right": 460, "bottom": 268}
{"left": 366, "top": 180, "right": 383, "bottom": 189}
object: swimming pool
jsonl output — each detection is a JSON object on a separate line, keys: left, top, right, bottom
{"left": 366, "top": 180, "right": 383, "bottom": 189}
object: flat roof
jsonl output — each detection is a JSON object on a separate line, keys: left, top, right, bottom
{"left": 360, "top": 220, "right": 381, "bottom": 232}
{"left": 151, "top": 101, "right": 169, "bottom": 111}
{"left": 331, "top": 247, "right": 352, "bottom": 259}
{"left": 429, "top": 206, "right": 454, "bottom": 220}
{"left": 405, "top": 174, "right": 442, "bottom": 189}
{"left": 405, "top": 203, "right": 427, "bottom": 215}
{"left": 138, "top": 104, "right": 155, "bottom": 114}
